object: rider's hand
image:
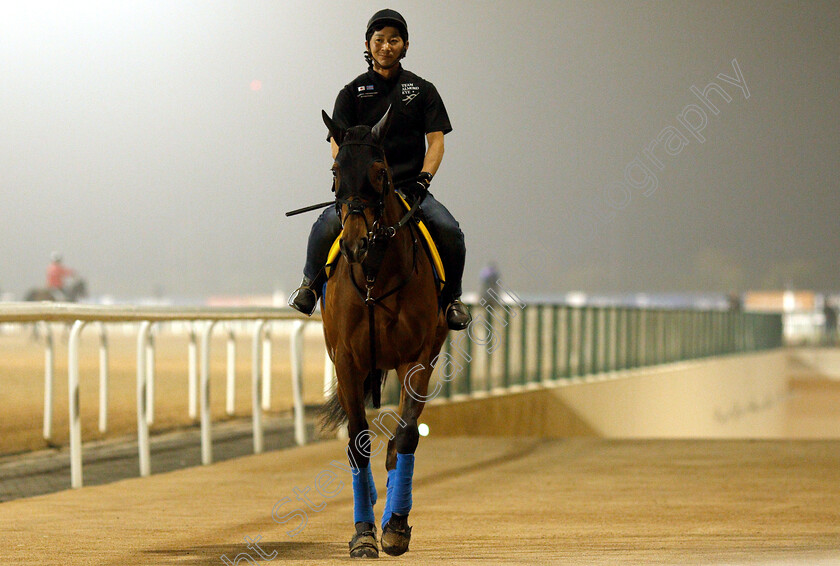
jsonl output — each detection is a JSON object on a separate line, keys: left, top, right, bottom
{"left": 410, "top": 172, "right": 433, "bottom": 201}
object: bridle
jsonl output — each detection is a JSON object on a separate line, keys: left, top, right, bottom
{"left": 334, "top": 139, "right": 422, "bottom": 250}
{"left": 334, "top": 141, "right": 392, "bottom": 247}
{"left": 332, "top": 136, "right": 425, "bottom": 309}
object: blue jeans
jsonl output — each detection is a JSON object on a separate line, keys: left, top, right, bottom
{"left": 303, "top": 193, "right": 465, "bottom": 300}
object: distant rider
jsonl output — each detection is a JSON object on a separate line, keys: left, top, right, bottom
{"left": 46, "top": 253, "right": 75, "bottom": 301}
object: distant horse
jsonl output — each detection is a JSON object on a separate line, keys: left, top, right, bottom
{"left": 23, "top": 278, "right": 87, "bottom": 341}
{"left": 320, "top": 108, "right": 449, "bottom": 558}
{"left": 24, "top": 278, "right": 87, "bottom": 302}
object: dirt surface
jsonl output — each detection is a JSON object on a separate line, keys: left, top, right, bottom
{"left": 4, "top": 337, "right": 840, "bottom": 564}
{"left": 0, "top": 327, "right": 329, "bottom": 455}
{"left": 1, "top": 437, "right": 838, "bottom": 565}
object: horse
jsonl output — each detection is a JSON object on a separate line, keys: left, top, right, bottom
{"left": 24, "top": 278, "right": 87, "bottom": 302}
{"left": 319, "top": 108, "right": 449, "bottom": 558}
{"left": 23, "top": 278, "right": 88, "bottom": 341}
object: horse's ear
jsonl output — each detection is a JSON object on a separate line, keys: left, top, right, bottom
{"left": 322, "top": 110, "right": 344, "bottom": 145}
{"left": 371, "top": 105, "right": 392, "bottom": 144}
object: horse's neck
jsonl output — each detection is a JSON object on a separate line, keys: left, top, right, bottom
{"left": 382, "top": 189, "right": 403, "bottom": 226}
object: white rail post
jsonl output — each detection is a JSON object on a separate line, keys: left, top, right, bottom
{"left": 252, "top": 320, "right": 267, "bottom": 454}
{"left": 145, "top": 325, "right": 155, "bottom": 425}
{"left": 226, "top": 326, "right": 236, "bottom": 416}
{"left": 98, "top": 322, "right": 109, "bottom": 433}
{"left": 290, "top": 320, "right": 306, "bottom": 446}
{"left": 200, "top": 320, "right": 217, "bottom": 465}
{"left": 43, "top": 322, "right": 55, "bottom": 440}
{"left": 261, "top": 327, "right": 272, "bottom": 410}
{"left": 68, "top": 320, "right": 87, "bottom": 489}
{"left": 188, "top": 323, "right": 198, "bottom": 419}
{"left": 136, "top": 321, "right": 152, "bottom": 477}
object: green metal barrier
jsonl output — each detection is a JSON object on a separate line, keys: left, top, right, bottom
{"left": 428, "top": 302, "right": 783, "bottom": 403}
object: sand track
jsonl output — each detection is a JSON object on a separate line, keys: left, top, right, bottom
{"left": 1, "top": 437, "right": 838, "bottom": 565}
{"left": 4, "top": 331, "right": 840, "bottom": 564}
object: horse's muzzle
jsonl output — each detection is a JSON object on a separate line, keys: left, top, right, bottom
{"left": 340, "top": 237, "right": 368, "bottom": 264}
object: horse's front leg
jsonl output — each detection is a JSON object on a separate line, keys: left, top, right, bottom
{"left": 380, "top": 361, "right": 433, "bottom": 556}
{"left": 337, "top": 360, "right": 380, "bottom": 558}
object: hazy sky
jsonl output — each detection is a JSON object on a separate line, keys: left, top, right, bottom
{"left": 1, "top": 1, "right": 838, "bottom": 300}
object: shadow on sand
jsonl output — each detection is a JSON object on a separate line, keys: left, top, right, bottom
{"left": 144, "top": 540, "right": 344, "bottom": 563}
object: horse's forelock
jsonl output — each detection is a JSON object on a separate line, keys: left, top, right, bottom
{"left": 343, "top": 125, "right": 374, "bottom": 144}
{"left": 337, "top": 125, "right": 383, "bottom": 190}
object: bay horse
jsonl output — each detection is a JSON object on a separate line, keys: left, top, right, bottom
{"left": 24, "top": 278, "right": 88, "bottom": 341}
{"left": 320, "top": 108, "right": 449, "bottom": 558}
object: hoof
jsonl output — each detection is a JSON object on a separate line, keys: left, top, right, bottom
{"left": 349, "top": 522, "right": 379, "bottom": 559}
{"left": 381, "top": 514, "right": 412, "bottom": 556}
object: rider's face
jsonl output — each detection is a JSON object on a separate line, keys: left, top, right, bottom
{"left": 366, "top": 26, "right": 406, "bottom": 70}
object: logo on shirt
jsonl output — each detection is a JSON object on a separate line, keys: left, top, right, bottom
{"left": 401, "top": 82, "right": 420, "bottom": 104}
{"left": 357, "top": 84, "right": 378, "bottom": 98}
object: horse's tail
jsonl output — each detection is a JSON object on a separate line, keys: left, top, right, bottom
{"left": 319, "top": 369, "right": 388, "bottom": 431}
{"left": 320, "top": 393, "right": 346, "bottom": 431}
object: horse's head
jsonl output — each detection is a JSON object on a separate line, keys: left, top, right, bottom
{"left": 323, "top": 108, "right": 393, "bottom": 265}
{"left": 70, "top": 278, "right": 87, "bottom": 301}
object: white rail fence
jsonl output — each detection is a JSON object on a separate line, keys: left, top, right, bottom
{"left": 0, "top": 303, "right": 333, "bottom": 489}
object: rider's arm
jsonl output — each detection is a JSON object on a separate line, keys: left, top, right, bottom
{"left": 421, "top": 131, "right": 445, "bottom": 177}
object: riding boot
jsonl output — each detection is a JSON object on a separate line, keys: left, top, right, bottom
{"left": 445, "top": 297, "right": 471, "bottom": 330}
{"left": 288, "top": 276, "right": 318, "bottom": 316}
{"left": 290, "top": 207, "right": 341, "bottom": 315}
{"left": 440, "top": 253, "right": 470, "bottom": 330}
{"left": 414, "top": 193, "right": 468, "bottom": 330}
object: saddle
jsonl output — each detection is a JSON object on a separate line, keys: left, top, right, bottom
{"left": 324, "top": 194, "right": 445, "bottom": 290}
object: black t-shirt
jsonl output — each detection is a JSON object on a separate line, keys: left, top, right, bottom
{"left": 330, "top": 67, "right": 452, "bottom": 185}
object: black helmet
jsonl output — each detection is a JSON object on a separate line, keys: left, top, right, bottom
{"left": 366, "top": 9, "right": 408, "bottom": 43}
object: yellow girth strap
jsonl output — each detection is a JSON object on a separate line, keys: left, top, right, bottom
{"left": 325, "top": 195, "right": 445, "bottom": 290}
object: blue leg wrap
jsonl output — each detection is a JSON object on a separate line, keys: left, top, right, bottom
{"left": 366, "top": 465, "right": 377, "bottom": 507}
{"left": 382, "top": 453, "right": 414, "bottom": 529}
{"left": 381, "top": 468, "right": 397, "bottom": 529}
{"left": 352, "top": 466, "right": 375, "bottom": 525}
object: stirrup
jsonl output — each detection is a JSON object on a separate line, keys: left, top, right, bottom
{"left": 445, "top": 299, "right": 471, "bottom": 330}
{"left": 288, "top": 280, "right": 317, "bottom": 316}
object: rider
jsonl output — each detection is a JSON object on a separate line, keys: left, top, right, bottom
{"left": 288, "top": 9, "right": 471, "bottom": 330}
{"left": 46, "top": 252, "right": 75, "bottom": 300}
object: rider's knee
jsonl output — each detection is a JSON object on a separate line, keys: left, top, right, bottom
{"left": 310, "top": 208, "right": 342, "bottom": 244}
